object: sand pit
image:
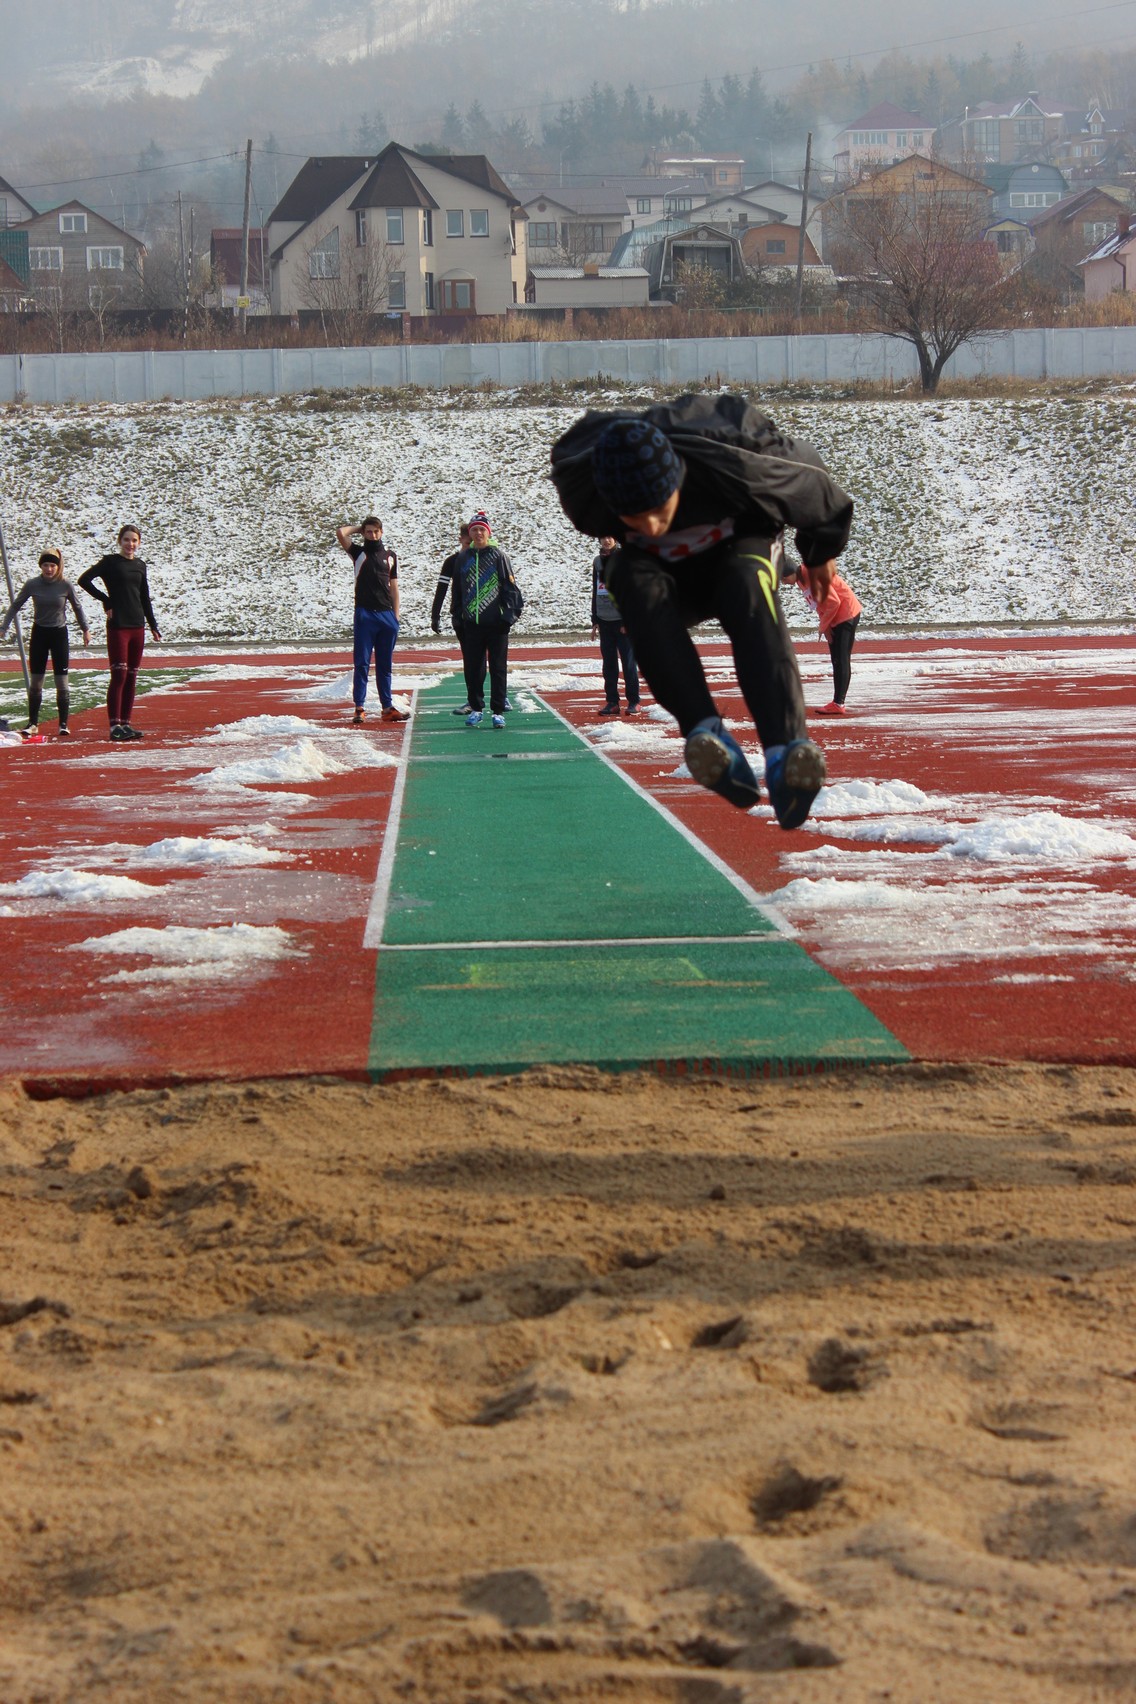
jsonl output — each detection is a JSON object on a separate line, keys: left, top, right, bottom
{"left": 4, "top": 1062, "right": 1136, "bottom": 1701}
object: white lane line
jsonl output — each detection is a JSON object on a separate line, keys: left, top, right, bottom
{"left": 537, "top": 693, "right": 794, "bottom": 938}
{"left": 362, "top": 691, "right": 417, "bottom": 949}
{"left": 381, "top": 933, "right": 782, "bottom": 952}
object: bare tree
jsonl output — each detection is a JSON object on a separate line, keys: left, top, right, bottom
{"left": 299, "top": 218, "right": 403, "bottom": 345}
{"left": 828, "top": 164, "right": 1009, "bottom": 394}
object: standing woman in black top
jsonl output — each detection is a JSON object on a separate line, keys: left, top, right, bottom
{"left": 78, "top": 524, "right": 162, "bottom": 741}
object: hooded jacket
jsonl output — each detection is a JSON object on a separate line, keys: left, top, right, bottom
{"left": 549, "top": 392, "right": 853, "bottom": 569}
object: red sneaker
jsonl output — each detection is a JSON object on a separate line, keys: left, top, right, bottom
{"left": 816, "top": 701, "right": 848, "bottom": 716}
{"left": 352, "top": 707, "right": 366, "bottom": 725}
{"left": 381, "top": 704, "right": 409, "bottom": 723}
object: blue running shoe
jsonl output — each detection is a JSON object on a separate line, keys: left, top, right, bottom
{"left": 683, "top": 717, "right": 760, "bottom": 810}
{"left": 465, "top": 710, "right": 483, "bottom": 727}
{"left": 492, "top": 713, "right": 505, "bottom": 729}
{"left": 764, "top": 739, "right": 826, "bottom": 830}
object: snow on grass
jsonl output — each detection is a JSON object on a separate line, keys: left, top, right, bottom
{"left": 2, "top": 391, "right": 1133, "bottom": 645}
{"left": 73, "top": 921, "right": 299, "bottom": 984}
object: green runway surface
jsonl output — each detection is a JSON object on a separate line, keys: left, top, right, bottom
{"left": 370, "top": 679, "right": 907, "bottom": 1078}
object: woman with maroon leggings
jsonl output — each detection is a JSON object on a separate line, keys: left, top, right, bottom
{"left": 78, "top": 525, "right": 162, "bottom": 741}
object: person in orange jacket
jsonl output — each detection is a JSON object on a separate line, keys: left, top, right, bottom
{"left": 783, "top": 559, "right": 862, "bottom": 716}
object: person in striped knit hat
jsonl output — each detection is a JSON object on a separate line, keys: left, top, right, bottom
{"left": 453, "top": 513, "right": 522, "bottom": 729}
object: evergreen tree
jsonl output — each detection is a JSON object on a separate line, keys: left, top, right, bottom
{"left": 441, "top": 103, "right": 466, "bottom": 151}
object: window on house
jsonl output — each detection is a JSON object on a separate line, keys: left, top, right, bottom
{"left": 895, "top": 132, "right": 907, "bottom": 148}
{"left": 971, "top": 121, "right": 998, "bottom": 152}
{"left": 59, "top": 211, "right": 87, "bottom": 234}
{"left": 1084, "top": 221, "right": 1115, "bottom": 243}
{"left": 424, "top": 271, "right": 434, "bottom": 309}
{"left": 470, "top": 209, "right": 489, "bottom": 237}
{"left": 422, "top": 209, "right": 433, "bottom": 245}
{"left": 636, "top": 197, "right": 651, "bottom": 213}
{"left": 913, "top": 133, "right": 924, "bottom": 147}
{"left": 446, "top": 210, "right": 464, "bottom": 237}
{"left": 386, "top": 209, "right": 403, "bottom": 243}
{"left": 355, "top": 209, "right": 367, "bottom": 246}
{"left": 29, "top": 247, "right": 63, "bottom": 270}
{"left": 582, "top": 224, "right": 606, "bottom": 250}
{"left": 667, "top": 197, "right": 692, "bottom": 212}
{"left": 1015, "top": 119, "right": 1043, "bottom": 143}
{"left": 530, "top": 221, "right": 557, "bottom": 247}
{"left": 387, "top": 270, "right": 406, "bottom": 309}
{"left": 308, "top": 230, "right": 340, "bottom": 278}
{"left": 765, "top": 238, "right": 786, "bottom": 253}
{"left": 441, "top": 278, "right": 473, "bottom": 310}
{"left": 737, "top": 213, "right": 748, "bottom": 226}
{"left": 717, "top": 169, "right": 728, "bottom": 181}
{"left": 86, "top": 246, "right": 123, "bottom": 270}
{"left": 0, "top": 197, "right": 7, "bottom": 226}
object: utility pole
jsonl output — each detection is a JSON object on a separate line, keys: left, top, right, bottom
{"left": 177, "top": 190, "right": 188, "bottom": 346}
{"left": 795, "top": 131, "right": 813, "bottom": 322}
{"left": 238, "top": 137, "right": 253, "bottom": 335}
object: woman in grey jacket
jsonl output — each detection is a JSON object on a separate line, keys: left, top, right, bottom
{"left": 0, "top": 548, "right": 90, "bottom": 737}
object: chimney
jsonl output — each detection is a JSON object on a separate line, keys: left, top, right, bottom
{"left": 1119, "top": 212, "right": 1131, "bottom": 237}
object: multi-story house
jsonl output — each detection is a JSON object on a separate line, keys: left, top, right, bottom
{"left": 522, "top": 183, "right": 632, "bottom": 264}
{"left": 1080, "top": 212, "right": 1136, "bottom": 300}
{"left": 984, "top": 161, "right": 1068, "bottom": 217}
{"left": 267, "top": 143, "right": 526, "bottom": 317}
{"left": 1026, "top": 186, "right": 1130, "bottom": 265}
{"left": 657, "top": 153, "right": 745, "bottom": 192}
{"left": 833, "top": 103, "right": 934, "bottom": 181}
{"left": 12, "top": 200, "right": 145, "bottom": 307}
{"left": 940, "top": 93, "right": 1066, "bottom": 165}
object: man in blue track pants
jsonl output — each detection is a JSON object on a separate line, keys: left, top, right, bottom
{"left": 335, "top": 515, "right": 408, "bottom": 725}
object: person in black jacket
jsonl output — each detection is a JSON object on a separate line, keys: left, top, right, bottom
{"left": 77, "top": 524, "right": 162, "bottom": 742}
{"left": 549, "top": 394, "right": 854, "bottom": 828}
{"left": 448, "top": 512, "right": 519, "bottom": 729}
{"left": 430, "top": 522, "right": 477, "bottom": 715}
{"left": 335, "top": 514, "right": 408, "bottom": 726}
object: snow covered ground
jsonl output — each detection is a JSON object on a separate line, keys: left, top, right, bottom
{"left": 1, "top": 388, "right": 1133, "bottom": 647}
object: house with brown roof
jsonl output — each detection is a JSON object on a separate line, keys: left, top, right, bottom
{"left": 268, "top": 143, "right": 527, "bottom": 317}
{"left": 939, "top": 93, "right": 1066, "bottom": 166}
{"left": 209, "top": 228, "right": 269, "bottom": 311}
{"left": 1026, "top": 186, "right": 1129, "bottom": 267}
{"left": 10, "top": 200, "right": 145, "bottom": 307}
{"left": 833, "top": 104, "right": 934, "bottom": 182}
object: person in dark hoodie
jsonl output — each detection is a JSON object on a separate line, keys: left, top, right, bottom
{"left": 451, "top": 512, "right": 521, "bottom": 730}
{"left": 77, "top": 524, "right": 161, "bottom": 741}
{"left": 335, "top": 514, "right": 408, "bottom": 726}
{"left": 549, "top": 394, "right": 854, "bottom": 828}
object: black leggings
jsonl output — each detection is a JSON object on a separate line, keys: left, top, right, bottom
{"left": 459, "top": 622, "right": 510, "bottom": 713}
{"left": 27, "top": 624, "right": 71, "bottom": 726}
{"left": 826, "top": 615, "right": 860, "bottom": 706}
{"left": 606, "top": 537, "right": 807, "bottom": 749}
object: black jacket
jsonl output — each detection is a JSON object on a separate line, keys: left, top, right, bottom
{"left": 549, "top": 392, "right": 853, "bottom": 568}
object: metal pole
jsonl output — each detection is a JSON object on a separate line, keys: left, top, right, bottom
{"left": 0, "top": 515, "right": 31, "bottom": 699}
{"left": 795, "top": 131, "right": 813, "bottom": 322}
{"left": 239, "top": 138, "right": 253, "bottom": 335}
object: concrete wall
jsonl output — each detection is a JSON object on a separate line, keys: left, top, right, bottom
{"left": 4, "top": 326, "right": 1136, "bottom": 404}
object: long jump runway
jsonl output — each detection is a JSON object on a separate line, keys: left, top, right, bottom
{"left": 366, "top": 678, "right": 902, "bottom": 1078}
{"left": 1, "top": 632, "right": 1134, "bottom": 1090}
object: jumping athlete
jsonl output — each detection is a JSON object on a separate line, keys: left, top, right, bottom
{"left": 335, "top": 515, "right": 408, "bottom": 725}
{"left": 0, "top": 547, "right": 90, "bottom": 737}
{"left": 77, "top": 525, "right": 161, "bottom": 741}
{"left": 549, "top": 394, "right": 854, "bottom": 827}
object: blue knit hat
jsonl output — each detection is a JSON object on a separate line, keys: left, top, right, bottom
{"left": 592, "top": 418, "right": 681, "bottom": 516}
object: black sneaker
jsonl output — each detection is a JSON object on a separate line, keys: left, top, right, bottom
{"left": 597, "top": 702, "right": 621, "bottom": 718}
{"left": 451, "top": 702, "right": 473, "bottom": 716}
{"left": 120, "top": 725, "right": 145, "bottom": 740}
{"left": 109, "top": 724, "right": 128, "bottom": 741}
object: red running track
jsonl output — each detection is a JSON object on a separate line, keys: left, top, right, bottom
{"left": 1, "top": 632, "right": 1134, "bottom": 1089}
